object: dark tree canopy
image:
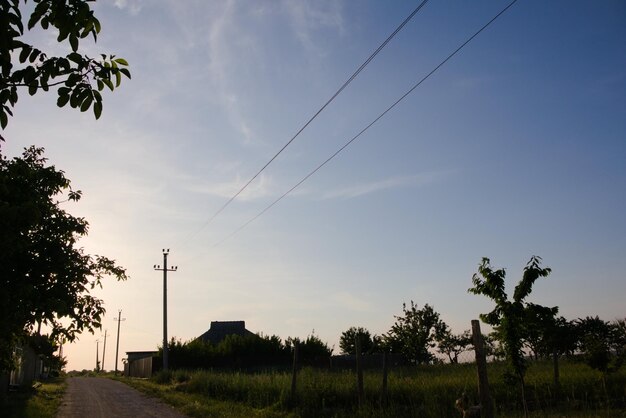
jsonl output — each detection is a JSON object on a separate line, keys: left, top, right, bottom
{"left": 384, "top": 302, "right": 447, "bottom": 364}
{"left": 339, "top": 326, "right": 382, "bottom": 355}
{"left": 0, "top": 146, "right": 127, "bottom": 371}
{"left": 0, "top": 0, "right": 130, "bottom": 133}
{"left": 576, "top": 316, "right": 626, "bottom": 374}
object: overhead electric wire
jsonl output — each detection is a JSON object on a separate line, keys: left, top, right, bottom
{"left": 214, "top": 0, "right": 519, "bottom": 247}
{"left": 178, "top": 0, "right": 430, "bottom": 247}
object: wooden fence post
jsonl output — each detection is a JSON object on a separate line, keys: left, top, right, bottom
{"left": 471, "top": 320, "right": 494, "bottom": 418}
{"left": 356, "top": 336, "right": 364, "bottom": 407}
{"left": 291, "top": 342, "right": 299, "bottom": 400}
{"left": 381, "top": 352, "right": 388, "bottom": 407}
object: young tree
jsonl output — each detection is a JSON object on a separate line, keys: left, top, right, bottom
{"left": 468, "top": 256, "right": 552, "bottom": 415}
{"left": 384, "top": 302, "right": 447, "bottom": 364}
{"left": 0, "top": 147, "right": 128, "bottom": 371}
{"left": 0, "top": 0, "right": 131, "bottom": 133}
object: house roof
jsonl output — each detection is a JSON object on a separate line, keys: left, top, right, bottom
{"left": 197, "top": 320, "right": 255, "bottom": 345}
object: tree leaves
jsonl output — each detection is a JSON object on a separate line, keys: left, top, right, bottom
{"left": 0, "top": 1, "right": 131, "bottom": 131}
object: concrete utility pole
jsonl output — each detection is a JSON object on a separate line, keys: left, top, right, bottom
{"left": 114, "top": 310, "right": 126, "bottom": 376}
{"left": 95, "top": 339, "right": 101, "bottom": 372}
{"left": 101, "top": 330, "right": 108, "bottom": 372}
{"left": 154, "top": 249, "right": 177, "bottom": 371}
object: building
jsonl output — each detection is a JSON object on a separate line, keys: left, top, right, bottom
{"left": 124, "top": 351, "right": 158, "bottom": 378}
{"left": 196, "top": 321, "right": 255, "bottom": 345}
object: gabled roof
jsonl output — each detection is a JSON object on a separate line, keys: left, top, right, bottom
{"left": 197, "top": 320, "right": 255, "bottom": 345}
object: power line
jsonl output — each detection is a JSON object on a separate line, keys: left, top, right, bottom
{"left": 213, "top": 0, "right": 519, "bottom": 247}
{"left": 178, "top": 1, "right": 430, "bottom": 247}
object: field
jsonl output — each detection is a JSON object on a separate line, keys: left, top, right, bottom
{"left": 117, "top": 359, "right": 626, "bottom": 417}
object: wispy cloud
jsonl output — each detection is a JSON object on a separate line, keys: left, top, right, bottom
{"left": 319, "top": 172, "right": 449, "bottom": 200}
{"left": 184, "top": 172, "right": 275, "bottom": 201}
{"left": 282, "top": 0, "right": 345, "bottom": 55}
{"left": 202, "top": 0, "right": 258, "bottom": 146}
{"left": 113, "top": 0, "right": 143, "bottom": 15}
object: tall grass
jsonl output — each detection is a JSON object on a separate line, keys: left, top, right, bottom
{"left": 142, "top": 360, "right": 626, "bottom": 417}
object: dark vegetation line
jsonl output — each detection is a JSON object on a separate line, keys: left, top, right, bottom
{"left": 213, "top": 0, "right": 519, "bottom": 246}
{"left": 177, "top": 0, "right": 431, "bottom": 248}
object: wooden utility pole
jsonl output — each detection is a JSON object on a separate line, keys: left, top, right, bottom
{"left": 114, "top": 310, "right": 126, "bottom": 376}
{"left": 154, "top": 249, "right": 177, "bottom": 371}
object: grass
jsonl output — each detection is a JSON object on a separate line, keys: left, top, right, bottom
{"left": 0, "top": 377, "right": 67, "bottom": 418}
{"left": 115, "top": 360, "right": 626, "bottom": 417}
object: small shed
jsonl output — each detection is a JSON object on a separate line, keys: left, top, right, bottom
{"left": 124, "top": 351, "right": 158, "bottom": 378}
{"left": 196, "top": 321, "right": 255, "bottom": 345}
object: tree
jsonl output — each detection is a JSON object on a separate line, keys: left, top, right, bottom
{"left": 384, "top": 302, "right": 447, "bottom": 364}
{"left": 0, "top": 0, "right": 131, "bottom": 133}
{"left": 0, "top": 146, "right": 128, "bottom": 371}
{"left": 436, "top": 327, "right": 472, "bottom": 364}
{"left": 576, "top": 316, "right": 625, "bottom": 374}
{"left": 468, "top": 256, "right": 552, "bottom": 416}
{"left": 339, "top": 327, "right": 378, "bottom": 355}
{"left": 522, "top": 303, "right": 559, "bottom": 360}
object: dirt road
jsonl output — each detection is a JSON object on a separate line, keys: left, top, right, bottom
{"left": 57, "top": 377, "right": 187, "bottom": 418}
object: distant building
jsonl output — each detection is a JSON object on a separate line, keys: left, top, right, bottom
{"left": 196, "top": 321, "right": 256, "bottom": 345}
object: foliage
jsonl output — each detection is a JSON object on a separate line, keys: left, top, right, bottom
{"left": 384, "top": 302, "right": 447, "bottom": 364}
{"left": 0, "top": 0, "right": 131, "bottom": 133}
{"left": 522, "top": 303, "right": 560, "bottom": 359}
{"left": 576, "top": 316, "right": 626, "bottom": 374}
{"left": 436, "top": 327, "right": 472, "bottom": 364}
{"left": 468, "top": 256, "right": 552, "bottom": 383}
{"left": 338, "top": 326, "right": 382, "bottom": 355}
{"left": 0, "top": 146, "right": 127, "bottom": 371}
{"left": 162, "top": 332, "right": 333, "bottom": 371}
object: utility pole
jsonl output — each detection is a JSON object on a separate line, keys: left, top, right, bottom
{"left": 114, "top": 310, "right": 126, "bottom": 376}
{"left": 154, "top": 249, "right": 177, "bottom": 371}
{"left": 95, "top": 339, "right": 101, "bottom": 372}
{"left": 101, "top": 330, "right": 108, "bottom": 372}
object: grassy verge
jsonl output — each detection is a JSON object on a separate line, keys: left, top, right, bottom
{"left": 1, "top": 377, "right": 67, "bottom": 418}
{"left": 114, "top": 361, "right": 626, "bottom": 417}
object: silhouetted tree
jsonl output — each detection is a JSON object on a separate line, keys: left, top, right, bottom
{"left": 576, "top": 316, "right": 625, "bottom": 374}
{"left": 384, "top": 302, "right": 447, "bottom": 364}
{"left": 522, "top": 303, "right": 560, "bottom": 359}
{"left": 0, "top": 0, "right": 131, "bottom": 134}
{"left": 437, "top": 327, "right": 472, "bottom": 364}
{"left": 0, "top": 147, "right": 127, "bottom": 371}
{"left": 339, "top": 327, "right": 381, "bottom": 355}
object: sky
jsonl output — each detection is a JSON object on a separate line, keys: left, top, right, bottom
{"left": 3, "top": 0, "right": 625, "bottom": 372}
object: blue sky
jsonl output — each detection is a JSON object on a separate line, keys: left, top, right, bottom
{"left": 4, "top": 0, "right": 625, "bottom": 371}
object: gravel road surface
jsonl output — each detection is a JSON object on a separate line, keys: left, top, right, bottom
{"left": 57, "top": 377, "right": 187, "bottom": 418}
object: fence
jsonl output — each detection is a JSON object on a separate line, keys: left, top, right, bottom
{"left": 146, "top": 323, "right": 626, "bottom": 417}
